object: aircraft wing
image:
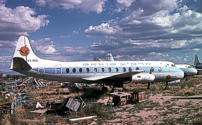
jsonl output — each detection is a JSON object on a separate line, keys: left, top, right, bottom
{"left": 185, "top": 63, "right": 202, "bottom": 70}
{"left": 185, "top": 63, "right": 196, "bottom": 67}
{"left": 83, "top": 70, "right": 144, "bottom": 81}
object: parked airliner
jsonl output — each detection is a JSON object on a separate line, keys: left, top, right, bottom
{"left": 10, "top": 36, "right": 184, "bottom": 91}
{"left": 175, "top": 64, "right": 197, "bottom": 80}
{"left": 97, "top": 53, "right": 197, "bottom": 81}
{"left": 185, "top": 55, "right": 202, "bottom": 75}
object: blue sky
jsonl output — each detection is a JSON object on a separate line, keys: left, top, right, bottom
{"left": 1, "top": 0, "right": 202, "bottom": 75}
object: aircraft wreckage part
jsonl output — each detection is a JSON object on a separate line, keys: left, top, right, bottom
{"left": 69, "top": 116, "right": 97, "bottom": 122}
{"left": 66, "top": 98, "right": 80, "bottom": 112}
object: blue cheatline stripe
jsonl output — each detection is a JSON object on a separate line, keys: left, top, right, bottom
{"left": 32, "top": 66, "right": 181, "bottom": 75}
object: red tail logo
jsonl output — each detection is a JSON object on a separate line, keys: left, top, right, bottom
{"left": 20, "top": 47, "right": 30, "bottom": 56}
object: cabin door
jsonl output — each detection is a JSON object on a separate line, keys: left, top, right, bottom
{"left": 38, "top": 68, "right": 45, "bottom": 76}
{"left": 55, "top": 64, "right": 62, "bottom": 78}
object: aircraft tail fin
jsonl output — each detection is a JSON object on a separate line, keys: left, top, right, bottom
{"left": 105, "top": 53, "right": 114, "bottom": 61}
{"left": 194, "top": 55, "right": 201, "bottom": 65}
{"left": 10, "top": 36, "right": 40, "bottom": 70}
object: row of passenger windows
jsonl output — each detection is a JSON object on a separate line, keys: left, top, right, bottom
{"left": 66, "top": 67, "right": 162, "bottom": 73}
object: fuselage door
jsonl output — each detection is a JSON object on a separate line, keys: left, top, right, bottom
{"left": 38, "top": 68, "right": 45, "bottom": 76}
{"left": 55, "top": 64, "right": 62, "bottom": 78}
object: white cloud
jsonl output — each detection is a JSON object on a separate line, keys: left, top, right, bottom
{"left": 115, "top": 0, "right": 135, "bottom": 12}
{"left": 72, "top": 30, "right": 79, "bottom": 34}
{"left": 0, "top": 56, "right": 11, "bottom": 63}
{"left": 0, "top": 0, "right": 6, "bottom": 3}
{"left": 36, "top": 44, "right": 56, "bottom": 54}
{"left": 35, "top": 0, "right": 107, "bottom": 13}
{"left": 31, "top": 38, "right": 56, "bottom": 54}
{"left": 58, "top": 35, "right": 70, "bottom": 38}
{"left": 84, "top": 23, "right": 121, "bottom": 36}
{"left": 193, "top": 48, "right": 200, "bottom": 51}
{"left": 0, "top": 3, "right": 49, "bottom": 41}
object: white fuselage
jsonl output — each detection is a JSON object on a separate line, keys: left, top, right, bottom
{"left": 176, "top": 64, "right": 197, "bottom": 77}
{"left": 13, "top": 60, "right": 184, "bottom": 83}
{"left": 10, "top": 36, "right": 185, "bottom": 84}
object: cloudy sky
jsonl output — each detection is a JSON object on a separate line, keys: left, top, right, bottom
{"left": 1, "top": 0, "right": 202, "bottom": 74}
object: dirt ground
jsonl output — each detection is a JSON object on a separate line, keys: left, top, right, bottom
{"left": 5, "top": 77, "right": 202, "bottom": 124}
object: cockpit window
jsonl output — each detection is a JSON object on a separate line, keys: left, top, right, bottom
{"left": 171, "top": 64, "right": 176, "bottom": 67}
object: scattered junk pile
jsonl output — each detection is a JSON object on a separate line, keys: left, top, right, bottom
{"left": 108, "top": 90, "right": 147, "bottom": 106}
{"left": 0, "top": 76, "right": 148, "bottom": 123}
{"left": 0, "top": 77, "right": 54, "bottom": 92}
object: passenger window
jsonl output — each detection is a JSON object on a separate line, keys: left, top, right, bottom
{"left": 115, "top": 67, "right": 119, "bottom": 72}
{"left": 123, "top": 67, "right": 126, "bottom": 72}
{"left": 108, "top": 67, "right": 111, "bottom": 72}
{"left": 79, "top": 68, "right": 82, "bottom": 73}
{"left": 101, "top": 68, "right": 105, "bottom": 73}
{"left": 158, "top": 67, "right": 162, "bottom": 72}
{"left": 136, "top": 67, "right": 139, "bottom": 70}
{"left": 86, "top": 68, "right": 89, "bottom": 73}
{"left": 72, "top": 68, "right": 76, "bottom": 73}
{"left": 129, "top": 67, "right": 132, "bottom": 72}
{"left": 94, "top": 68, "right": 97, "bottom": 73}
{"left": 66, "top": 68, "right": 69, "bottom": 73}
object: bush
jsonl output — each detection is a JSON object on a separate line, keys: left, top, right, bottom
{"left": 152, "top": 86, "right": 156, "bottom": 91}
{"left": 59, "top": 95, "right": 64, "bottom": 100}
{"left": 0, "top": 97, "right": 13, "bottom": 104}
{"left": 79, "top": 88, "right": 104, "bottom": 99}
{"left": 180, "top": 84, "right": 185, "bottom": 89}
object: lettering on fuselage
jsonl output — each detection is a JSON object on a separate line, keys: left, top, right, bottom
{"left": 82, "top": 62, "right": 151, "bottom": 67}
{"left": 27, "top": 59, "right": 38, "bottom": 62}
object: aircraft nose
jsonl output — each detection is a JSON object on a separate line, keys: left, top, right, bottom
{"left": 193, "top": 69, "right": 198, "bottom": 75}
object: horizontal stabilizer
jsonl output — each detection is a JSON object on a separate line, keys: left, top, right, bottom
{"left": 83, "top": 70, "right": 144, "bottom": 81}
{"left": 12, "top": 57, "right": 32, "bottom": 70}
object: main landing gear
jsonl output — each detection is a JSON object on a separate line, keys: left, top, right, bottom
{"left": 102, "top": 83, "right": 108, "bottom": 92}
{"left": 164, "top": 81, "right": 168, "bottom": 90}
{"left": 147, "top": 83, "right": 150, "bottom": 89}
{"left": 102, "top": 82, "right": 123, "bottom": 93}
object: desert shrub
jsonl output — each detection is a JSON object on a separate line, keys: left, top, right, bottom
{"left": 185, "top": 91, "right": 195, "bottom": 96}
{"left": 0, "top": 114, "right": 11, "bottom": 125}
{"left": 187, "top": 83, "right": 194, "bottom": 88}
{"left": 78, "top": 88, "right": 104, "bottom": 99}
{"left": 45, "top": 115, "right": 61, "bottom": 124}
{"left": 78, "top": 104, "right": 112, "bottom": 120}
{"left": 73, "top": 87, "right": 80, "bottom": 93}
{"left": 8, "top": 106, "right": 31, "bottom": 125}
{"left": 175, "top": 90, "right": 184, "bottom": 96}
{"left": 180, "top": 84, "right": 185, "bottom": 89}
{"left": 177, "top": 116, "right": 186, "bottom": 124}
{"left": 152, "top": 86, "right": 156, "bottom": 91}
{"left": 0, "top": 97, "right": 13, "bottom": 104}
{"left": 59, "top": 95, "right": 64, "bottom": 100}
{"left": 40, "top": 93, "right": 48, "bottom": 99}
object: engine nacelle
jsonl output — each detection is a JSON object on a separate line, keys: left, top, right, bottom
{"left": 132, "top": 74, "right": 155, "bottom": 83}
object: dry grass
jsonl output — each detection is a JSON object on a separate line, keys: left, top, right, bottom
{"left": 1, "top": 78, "right": 202, "bottom": 124}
